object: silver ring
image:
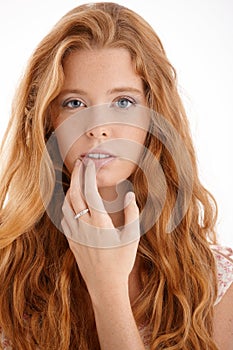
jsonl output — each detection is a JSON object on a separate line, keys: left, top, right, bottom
{"left": 74, "top": 208, "right": 89, "bottom": 220}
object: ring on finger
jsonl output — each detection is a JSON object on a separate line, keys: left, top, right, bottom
{"left": 74, "top": 208, "right": 89, "bottom": 220}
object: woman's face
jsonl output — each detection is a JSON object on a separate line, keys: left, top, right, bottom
{"left": 51, "top": 48, "right": 148, "bottom": 189}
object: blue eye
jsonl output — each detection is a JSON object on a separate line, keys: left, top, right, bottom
{"left": 63, "top": 99, "right": 85, "bottom": 109}
{"left": 115, "top": 98, "right": 135, "bottom": 109}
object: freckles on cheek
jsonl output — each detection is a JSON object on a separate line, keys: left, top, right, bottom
{"left": 122, "top": 126, "right": 145, "bottom": 141}
{"left": 132, "top": 129, "right": 147, "bottom": 144}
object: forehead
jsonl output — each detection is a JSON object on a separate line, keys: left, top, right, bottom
{"left": 62, "top": 47, "right": 144, "bottom": 90}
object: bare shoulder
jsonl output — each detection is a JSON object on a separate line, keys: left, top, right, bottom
{"left": 213, "top": 282, "right": 233, "bottom": 349}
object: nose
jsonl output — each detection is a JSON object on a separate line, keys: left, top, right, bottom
{"left": 86, "top": 125, "right": 112, "bottom": 139}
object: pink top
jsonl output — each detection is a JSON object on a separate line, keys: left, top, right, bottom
{"left": 1, "top": 245, "right": 233, "bottom": 350}
{"left": 211, "top": 245, "right": 233, "bottom": 305}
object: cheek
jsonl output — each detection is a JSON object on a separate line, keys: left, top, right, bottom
{"left": 55, "top": 136, "right": 83, "bottom": 174}
{"left": 119, "top": 126, "right": 147, "bottom": 144}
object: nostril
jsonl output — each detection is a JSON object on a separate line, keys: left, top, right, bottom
{"left": 87, "top": 129, "right": 109, "bottom": 137}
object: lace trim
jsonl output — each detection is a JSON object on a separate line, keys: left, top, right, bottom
{"left": 211, "top": 245, "right": 233, "bottom": 305}
{"left": 0, "top": 327, "right": 12, "bottom": 350}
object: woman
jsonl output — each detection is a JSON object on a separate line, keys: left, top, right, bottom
{"left": 0, "top": 3, "right": 232, "bottom": 349}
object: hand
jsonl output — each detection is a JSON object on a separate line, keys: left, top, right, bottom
{"left": 61, "top": 159, "right": 140, "bottom": 299}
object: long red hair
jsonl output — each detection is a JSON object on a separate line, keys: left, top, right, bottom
{"left": 0, "top": 3, "right": 218, "bottom": 349}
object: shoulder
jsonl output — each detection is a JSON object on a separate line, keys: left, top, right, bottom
{"left": 211, "top": 245, "right": 233, "bottom": 348}
{"left": 213, "top": 280, "right": 233, "bottom": 348}
{"left": 211, "top": 244, "right": 233, "bottom": 305}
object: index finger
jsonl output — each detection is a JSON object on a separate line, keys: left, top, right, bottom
{"left": 69, "top": 159, "right": 88, "bottom": 215}
{"left": 84, "top": 160, "right": 106, "bottom": 216}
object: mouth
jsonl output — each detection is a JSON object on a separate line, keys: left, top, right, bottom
{"left": 80, "top": 149, "right": 117, "bottom": 168}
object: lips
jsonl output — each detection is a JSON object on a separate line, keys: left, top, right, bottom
{"left": 80, "top": 149, "right": 117, "bottom": 168}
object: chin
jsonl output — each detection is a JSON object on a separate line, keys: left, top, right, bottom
{"left": 96, "top": 172, "right": 132, "bottom": 189}
{"left": 96, "top": 176, "right": 123, "bottom": 189}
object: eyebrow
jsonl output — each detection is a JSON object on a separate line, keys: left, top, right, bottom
{"left": 107, "top": 87, "right": 144, "bottom": 95}
{"left": 59, "top": 87, "right": 144, "bottom": 96}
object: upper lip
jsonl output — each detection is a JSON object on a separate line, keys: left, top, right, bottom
{"left": 81, "top": 148, "right": 117, "bottom": 158}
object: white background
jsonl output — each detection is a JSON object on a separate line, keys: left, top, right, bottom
{"left": 0, "top": 0, "right": 232, "bottom": 247}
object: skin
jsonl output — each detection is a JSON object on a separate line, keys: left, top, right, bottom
{"left": 53, "top": 48, "right": 147, "bottom": 349}
{"left": 52, "top": 48, "right": 147, "bottom": 197}
{"left": 213, "top": 274, "right": 233, "bottom": 348}
{"left": 52, "top": 48, "right": 233, "bottom": 349}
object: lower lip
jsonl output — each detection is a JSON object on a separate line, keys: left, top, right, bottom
{"left": 82, "top": 156, "right": 116, "bottom": 168}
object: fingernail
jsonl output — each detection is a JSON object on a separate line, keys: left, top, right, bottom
{"left": 125, "top": 191, "right": 135, "bottom": 205}
{"left": 75, "top": 158, "right": 81, "bottom": 167}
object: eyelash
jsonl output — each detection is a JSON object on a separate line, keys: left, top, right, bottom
{"left": 112, "top": 97, "right": 136, "bottom": 109}
{"left": 62, "top": 96, "right": 137, "bottom": 109}
{"left": 62, "top": 99, "right": 85, "bottom": 109}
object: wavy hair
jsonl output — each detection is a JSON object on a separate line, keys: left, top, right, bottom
{"left": 0, "top": 3, "right": 218, "bottom": 349}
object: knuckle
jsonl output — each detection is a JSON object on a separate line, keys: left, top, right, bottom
{"left": 61, "top": 202, "right": 67, "bottom": 216}
{"left": 69, "top": 187, "right": 79, "bottom": 202}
